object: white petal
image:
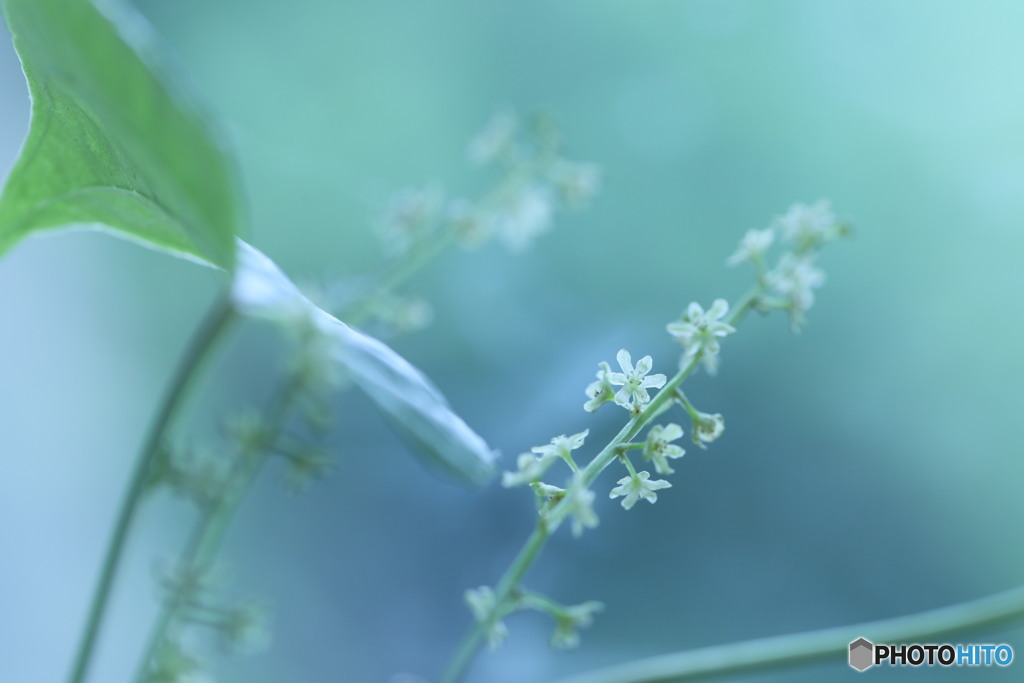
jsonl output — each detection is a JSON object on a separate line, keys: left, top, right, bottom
{"left": 615, "top": 348, "right": 633, "bottom": 373}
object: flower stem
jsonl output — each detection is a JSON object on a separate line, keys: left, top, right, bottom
{"left": 438, "top": 286, "right": 764, "bottom": 682}
{"left": 552, "top": 583, "right": 1024, "bottom": 683}
{"left": 68, "top": 295, "right": 237, "bottom": 683}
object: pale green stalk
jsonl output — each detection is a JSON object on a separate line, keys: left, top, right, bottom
{"left": 69, "top": 296, "right": 237, "bottom": 683}
{"left": 554, "top": 583, "right": 1024, "bottom": 683}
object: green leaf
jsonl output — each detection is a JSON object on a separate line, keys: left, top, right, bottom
{"left": 0, "top": 0, "right": 243, "bottom": 268}
{"left": 231, "top": 241, "right": 498, "bottom": 486}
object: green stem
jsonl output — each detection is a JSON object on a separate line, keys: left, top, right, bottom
{"left": 68, "top": 295, "right": 237, "bottom": 683}
{"left": 344, "top": 229, "right": 455, "bottom": 327}
{"left": 440, "top": 525, "right": 551, "bottom": 683}
{"left": 439, "top": 286, "right": 764, "bottom": 683}
{"left": 553, "top": 583, "right": 1024, "bottom": 683}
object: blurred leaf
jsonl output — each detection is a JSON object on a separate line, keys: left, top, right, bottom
{"left": 0, "top": 0, "right": 243, "bottom": 268}
{"left": 232, "top": 241, "right": 497, "bottom": 486}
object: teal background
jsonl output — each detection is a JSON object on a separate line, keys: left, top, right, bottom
{"left": 1, "top": 1, "right": 1023, "bottom": 681}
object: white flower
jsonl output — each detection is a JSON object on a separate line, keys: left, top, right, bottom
{"left": 666, "top": 299, "right": 736, "bottom": 374}
{"left": 147, "top": 639, "right": 213, "bottom": 683}
{"left": 550, "top": 601, "right": 604, "bottom": 649}
{"left": 219, "top": 602, "right": 271, "bottom": 655}
{"left": 490, "top": 184, "right": 555, "bottom": 251}
{"left": 606, "top": 349, "right": 667, "bottom": 410}
{"left": 774, "top": 200, "right": 837, "bottom": 251}
{"left": 643, "top": 423, "right": 686, "bottom": 475}
{"left": 550, "top": 161, "right": 601, "bottom": 209}
{"left": 583, "top": 361, "right": 615, "bottom": 412}
{"left": 465, "top": 586, "right": 509, "bottom": 651}
{"left": 502, "top": 430, "right": 588, "bottom": 487}
{"left": 766, "top": 253, "right": 826, "bottom": 329}
{"left": 727, "top": 228, "right": 775, "bottom": 267}
{"left": 691, "top": 412, "right": 724, "bottom": 449}
{"left": 566, "top": 479, "right": 599, "bottom": 537}
{"left": 377, "top": 186, "right": 442, "bottom": 255}
{"left": 468, "top": 112, "right": 517, "bottom": 165}
{"left": 609, "top": 471, "right": 671, "bottom": 510}
{"left": 447, "top": 199, "right": 491, "bottom": 247}
{"left": 284, "top": 448, "right": 333, "bottom": 492}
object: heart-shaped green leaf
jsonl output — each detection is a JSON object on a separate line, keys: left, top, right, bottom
{"left": 0, "top": 0, "right": 243, "bottom": 268}
{"left": 232, "top": 241, "right": 498, "bottom": 486}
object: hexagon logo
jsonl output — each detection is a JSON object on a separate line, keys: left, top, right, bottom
{"left": 849, "top": 637, "right": 874, "bottom": 672}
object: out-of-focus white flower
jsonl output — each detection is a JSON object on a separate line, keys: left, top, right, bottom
{"left": 550, "top": 161, "right": 601, "bottom": 209}
{"left": 727, "top": 228, "right": 775, "bottom": 267}
{"left": 377, "top": 186, "right": 443, "bottom": 254}
{"left": 666, "top": 299, "right": 736, "bottom": 374}
{"left": 468, "top": 112, "right": 518, "bottom": 165}
{"left": 774, "top": 200, "right": 838, "bottom": 251}
{"left": 502, "top": 430, "right": 588, "bottom": 487}
{"left": 465, "top": 586, "right": 509, "bottom": 650}
{"left": 550, "top": 600, "right": 604, "bottom": 649}
{"left": 766, "top": 253, "right": 826, "bottom": 329}
{"left": 489, "top": 184, "right": 555, "bottom": 251}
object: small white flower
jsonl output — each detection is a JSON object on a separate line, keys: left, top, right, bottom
{"left": 465, "top": 586, "right": 508, "bottom": 651}
{"left": 490, "top": 184, "right": 555, "bottom": 251}
{"left": 666, "top": 299, "right": 736, "bottom": 374}
{"left": 727, "top": 228, "right": 775, "bottom": 267}
{"left": 220, "top": 602, "right": 272, "bottom": 655}
{"left": 468, "top": 112, "right": 517, "bottom": 165}
{"left": 774, "top": 200, "right": 837, "bottom": 251}
{"left": 550, "top": 161, "right": 601, "bottom": 209}
{"left": 532, "top": 430, "right": 588, "bottom": 461}
{"left": 766, "top": 253, "right": 826, "bottom": 329}
{"left": 284, "top": 448, "right": 333, "bottom": 492}
{"left": 566, "top": 479, "right": 599, "bottom": 537}
{"left": 583, "top": 361, "right": 615, "bottom": 413}
{"left": 550, "top": 600, "right": 604, "bottom": 649}
{"left": 377, "top": 186, "right": 442, "bottom": 255}
{"left": 447, "top": 199, "right": 491, "bottom": 247}
{"left": 643, "top": 423, "right": 686, "bottom": 475}
{"left": 606, "top": 349, "right": 667, "bottom": 410}
{"left": 502, "top": 453, "right": 553, "bottom": 488}
{"left": 609, "top": 471, "right": 671, "bottom": 510}
{"left": 691, "top": 412, "right": 725, "bottom": 449}
{"left": 147, "top": 639, "right": 212, "bottom": 683}
{"left": 502, "top": 430, "right": 588, "bottom": 487}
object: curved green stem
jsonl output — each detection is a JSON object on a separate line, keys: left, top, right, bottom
{"left": 553, "top": 583, "right": 1024, "bottom": 683}
{"left": 439, "top": 287, "right": 763, "bottom": 683}
{"left": 68, "top": 295, "right": 237, "bottom": 683}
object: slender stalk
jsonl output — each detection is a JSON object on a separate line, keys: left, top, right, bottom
{"left": 343, "top": 229, "right": 455, "bottom": 327}
{"left": 439, "top": 287, "right": 763, "bottom": 683}
{"left": 68, "top": 295, "right": 238, "bottom": 683}
{"left": 553, "top": 583, "right": 1024, "bottom": 683}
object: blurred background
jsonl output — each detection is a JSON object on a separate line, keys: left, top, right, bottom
{"left": 2, "top": 0, "right": 1024, "bottom": 681}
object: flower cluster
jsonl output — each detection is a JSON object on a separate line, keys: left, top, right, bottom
{"left": 483, "top": 200, "right": 846, "bottom": 662}
{"left": 728, "top": 199, "right": 848, "bottom": 330}
{"left": 376, "top": 111, "right": 600, "bottom": 257}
